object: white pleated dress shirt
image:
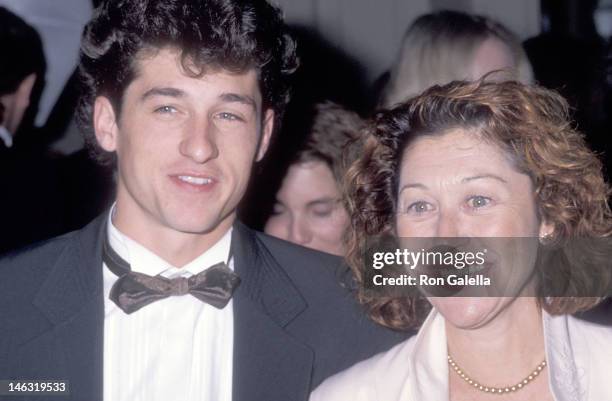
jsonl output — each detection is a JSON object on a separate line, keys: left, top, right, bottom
{"left": 103, "top": 213, "right": 234, "bottom": 401}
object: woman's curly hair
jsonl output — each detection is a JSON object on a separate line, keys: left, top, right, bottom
{"left": 346, "top": 79, "right": 612, "bottom": 330}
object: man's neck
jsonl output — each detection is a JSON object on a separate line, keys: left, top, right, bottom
{"left": 111, "top": 208, "right": 235, "bottom": 268}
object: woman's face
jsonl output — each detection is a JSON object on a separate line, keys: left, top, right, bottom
{"left": 395, "top": 129, "right": 549, "bottom": 329}
{"left": 264, "top": 160, "right": 349, "bottom": 256}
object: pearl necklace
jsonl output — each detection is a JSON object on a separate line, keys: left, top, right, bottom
{"left": 447, "top": 355, "right": 547, "bottom": 395}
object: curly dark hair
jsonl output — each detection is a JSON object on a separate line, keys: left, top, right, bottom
{"left": 77, "top": 0, "right": 298, "bottom": 165}
{"left": 346, "top": 79, "right": 612, "bottom": 330}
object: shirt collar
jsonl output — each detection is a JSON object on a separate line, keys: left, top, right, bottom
{"left": 106, "top": 204, "right": 233, "bottom": 278}
{"left": 0, "top": 126, "right": 13, "bottom": 148}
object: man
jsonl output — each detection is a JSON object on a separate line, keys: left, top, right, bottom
{"left": 0, "top": 0, "right": 93, "bottom": 127}
{"left": 0, "top": 7, "right": 63, "bottom": 253}
{"left": 0, "top": 7, "right": 41, "bottom": 147}
{"left": 0, "top": 1, "right": 404, "bottom": 400}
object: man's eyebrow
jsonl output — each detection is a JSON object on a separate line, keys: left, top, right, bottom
{"left": 140, "top": 87, "right": 186, "bottom": 101}
{"left": 219, "top": 92, "right": 256, "bottom": 109}
{"left": 461, "top": 174, "right": 508, "bottom": 184}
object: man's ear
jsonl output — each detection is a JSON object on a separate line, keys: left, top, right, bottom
{"left": 16, "top": 73, "right": 36, "bottom": 109}
{"left": 93, "top": 96, "right": 119, "bottom": 152}
{"left": 256, "top": 109, "right": 274, "bottom": 161}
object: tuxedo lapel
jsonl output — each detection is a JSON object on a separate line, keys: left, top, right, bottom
{"left": 27, "top": 215, "right": 106, "bottom": 401}
{"left": 231, "top": 222, "right": 314, "bottom": 401}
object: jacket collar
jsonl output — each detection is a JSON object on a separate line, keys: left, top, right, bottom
{"left": 406, "top": 310, "right": 449, "bottom": 401}
{"left": 231, "top": 220, "right": 307, "bottom": 327}
{"left": 33, "top": 212, "right": 106, "bottom": 324}
{"left": 543, "top": 312, "right": 586, "bottom": 401}
{"left": 30, "top": 213, "right": 107, "bottom": 401}
{"left": 232, "top": 221, "right": 313, "bottom": 401}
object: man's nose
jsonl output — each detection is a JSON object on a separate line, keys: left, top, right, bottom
{"left": 179, "top": 118, "right": 219, "bottom": 163}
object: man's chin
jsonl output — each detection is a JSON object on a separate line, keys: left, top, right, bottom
{"left": 166, "top": 212, "right": 235, "bottom": 236}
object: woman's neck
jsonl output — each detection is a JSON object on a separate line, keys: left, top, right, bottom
{"left": 445, "top": 298, "right": 545, "bottom": 387}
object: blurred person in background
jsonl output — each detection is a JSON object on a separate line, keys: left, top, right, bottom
{"left": 525, "top": 0, "right": 612, "bottom": 180}
{"left": 0, "top": 1, "right": 113, "bottom": 238}
{"left": 264, "top": 102, "right": 364, "bottom": 256}
{"left": 0, "top": 0, "right": 93, "bottom": 130}
{"left": 381, "top": 10, "right": 533, "bottom": 107}
{"left": 0, "top": 7, "right": 43, "bottom": 150}
{"left": 0, "top": 6, "right": 62, "bottom": 254}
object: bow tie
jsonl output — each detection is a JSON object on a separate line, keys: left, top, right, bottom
{"left": 103, "top": 235, "right": 241, "bottom": 314}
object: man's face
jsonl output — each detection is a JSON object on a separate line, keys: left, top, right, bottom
{"left": 94, "top": 47, "right": 273, "bottom": 244}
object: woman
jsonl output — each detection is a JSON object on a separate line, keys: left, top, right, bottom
{"left": 311, "top": 80, "right": 612, "bottom": 400}
{"left": 264, "top": 102, "right": 364, "bottom": 256}
{"left": 381, "top": 10, "right": 533, "bottom": 107}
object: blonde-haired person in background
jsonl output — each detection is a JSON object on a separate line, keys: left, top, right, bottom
{"left": 382, "top": 10, "right": 533, "bottom": 107}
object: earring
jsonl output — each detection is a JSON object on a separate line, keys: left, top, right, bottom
{"left": 539, "top": 232, "right": 553, "bottom": 245}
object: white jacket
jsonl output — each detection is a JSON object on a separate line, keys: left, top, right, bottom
{"left": 311, "top": 309, "right": 612, "bottom": 401}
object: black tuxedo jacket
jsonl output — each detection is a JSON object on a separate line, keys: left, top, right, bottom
{"left": 0, "top": 214, "right": 406, "bottom": 401}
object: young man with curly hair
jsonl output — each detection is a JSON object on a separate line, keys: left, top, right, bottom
{"left": 0, "top": 1, "right": 403, "bottom": 400}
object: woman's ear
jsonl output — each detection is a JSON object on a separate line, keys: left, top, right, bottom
{"left": 539, "top": 220, "right": 555, "bottom": 241}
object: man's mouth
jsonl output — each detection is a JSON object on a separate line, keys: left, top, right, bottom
{"left": 177, "top": 175, "right": 213, "bottom": 185}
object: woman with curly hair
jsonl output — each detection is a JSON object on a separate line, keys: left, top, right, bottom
{"left": 311, "top": 80, "right": 612, "bottom": 401}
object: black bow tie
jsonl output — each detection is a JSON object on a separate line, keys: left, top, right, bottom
{"left": 103, "top": 235, "right": 241, "bottom": 314}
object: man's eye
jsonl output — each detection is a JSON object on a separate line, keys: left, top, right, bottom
{"left": 154, "top": 105, "right": 177, "bottom": 114}
{"left": 406, "top": 201, "right": 433, "bottom": 214}
{"left": 466, "top": 195, "right": 491, "bottom": 209}
{"left": 217, "top": 112, "right": 242, "bottom": 121}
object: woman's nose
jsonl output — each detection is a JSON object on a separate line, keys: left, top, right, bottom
{"left": 436, "top": 210, "right": 460, "bottom": 238}
{"left": 288, "top": 217, "right": 313, "bottom": 245}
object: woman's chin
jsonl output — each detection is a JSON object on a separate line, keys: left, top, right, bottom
{"left": 428, "top": 296, "right": 509, "bottom": 329}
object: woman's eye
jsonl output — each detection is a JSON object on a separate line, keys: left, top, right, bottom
{"left": 271, "top": 203, "right": 285, "bottom": 215}
{"left": 406, "top": 201, "right": 433, "bottom": 214}
{"left": 310, "top": 199, "right": 341, "bottom": 218}
{"left": 311, "top": 208, "right": 333, "bottom": 218}
{"left": 467, "top": 195, "right": 492, "bottom": 209}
